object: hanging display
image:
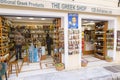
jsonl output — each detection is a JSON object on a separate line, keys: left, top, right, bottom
{"left": 68, "top": 13, "right": 79, "bottom": 55}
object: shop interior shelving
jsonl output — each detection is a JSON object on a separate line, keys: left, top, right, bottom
{"left": 94, "top": 22, "right": 108, "bottom": 59}
{"left": 117, "top": 31, "right": 120, "bottom": 51}
{"left": 0, "top": 17, "right": 9, "bottom": 62}
{"left": 53, "top": 18, "right": 63, "bottom": 62}
{"left": 106, "top": 29, "right": 114, "bottom": 50}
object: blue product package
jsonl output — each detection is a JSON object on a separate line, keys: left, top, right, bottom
{"left": 29, "top": 51, "right": 33, "bottom": 62}
{"left": 29, "top": 43, "right": 34, "bottom": 62}
{"left": 33, "top": 48, "right": 39, "bottom": 62}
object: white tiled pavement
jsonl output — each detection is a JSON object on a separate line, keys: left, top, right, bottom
{"left": 8, "top": 55, "right": 120, "bottom": 80}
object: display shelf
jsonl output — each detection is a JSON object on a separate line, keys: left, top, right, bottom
{"left": 53, "top": 18, "right": 63, "bottom": 62}
{"left": 106, "top": 30, "right": 114, "bottom": 50}
{"left": 117, "top": 31, "right": 120, "bottom": 51}
{"left": 68, "top": 29, "right": 79, "bottom": 55}
{"left": 0, "top": 17, "right": 9, "bottom": 62}
{"left": 94, "top": 22, "right": 108, "bottom": 59}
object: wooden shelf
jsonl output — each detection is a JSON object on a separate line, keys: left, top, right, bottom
{"left": 94, "top": 50, "right": 104, "bottom": 53}
{"left": 0, "top": 17, "right": 9, "bottom": 62}
{"left": 0, "top": 46, "right": 9, "bottom": 48}
{"left": 95, "top": 34, "right": 104, "bottom": 35}
{"left": 95, "top": 45, "right": 104, "bottom": 47}
{"left": 0, "top": 40, "right": 8, "bottom": 42}
{"left": 2, "top": 33, "right": 8, "bottom": 35}
{"left": 94, "top": 53, "right": 104, "bottom": 60}
{"left": 95, "top": 28, "right": 104, "bottom": 30}
{"left": 95, "top": 38, "right": 105, "bottom": 41}
{"left": 94, "top": 22, "right": 108, "bottom": 60}
{"left": 107, "top": 30, "right": 114, "bottom": 50}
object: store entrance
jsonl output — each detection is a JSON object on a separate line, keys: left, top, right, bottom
{"left": 82, "top": 19, "right": 108, "bottom": 60}
{"left": 0, "top": 16, "right": 64, "bottom": 76}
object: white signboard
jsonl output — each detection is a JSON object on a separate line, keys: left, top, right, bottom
{"left": 0, "top": 0, "right": 112, "bottom": 14}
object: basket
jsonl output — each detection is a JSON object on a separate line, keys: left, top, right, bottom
{"left": 55, "top": 63, "right": 64, "bottom": 71}
{"left": 105, "top": 56, "right": 113, "bottom": 62}
{"left": 81, "top": 59, "right": 88, "bottom": 67}
{"left": 56, "top": 66, "right": 64, "bottom": 71}
{"left": 106, "top": 59, "right": 113, "bottom": 62}
{"left": 81, "top": 63, "right": 87, "bottom": 67}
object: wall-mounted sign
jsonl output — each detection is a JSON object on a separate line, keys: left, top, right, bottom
{"left": 0, "top": 0, "right": 112, "bottom": 15}
{"left": 68, "top": 13, "right": 78, "bottom": 29}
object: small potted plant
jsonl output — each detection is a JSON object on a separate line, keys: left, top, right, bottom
{"left": 55, "top": 63, "right": 64, "bottom": 71}
{"left": 105, "top": 56, "right": 113, "bottom": 62}
{"left": 81, "top": 59, "right": 88, "bottom": 67}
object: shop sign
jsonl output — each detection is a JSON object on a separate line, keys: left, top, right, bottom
{"left": 68, "top": 13, "right": 78, "bottom": 29}
{"left": 0, "top": 0, "right": 112, "bottom": 14}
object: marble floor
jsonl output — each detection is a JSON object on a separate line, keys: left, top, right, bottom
{"left": 8, "top": 55, "right": 119, "bottom": 80}
{"left": 23, "top": 67, "right": 113, "bottom": 80}
{"left": 8, "top": 56, "right": 57, "bottom": 80}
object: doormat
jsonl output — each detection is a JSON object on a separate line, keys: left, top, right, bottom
{"left": 104, "top": 65, "right": 120, "bottom": 73}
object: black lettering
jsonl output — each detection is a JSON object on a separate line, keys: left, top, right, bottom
{"left": 0, "top": 0, "right": 6, "bottom": 3}
{"left": 61, "top": 4, "right": 76, "bottom": 10}
{"left": 77, "top": 6, "right": 86, "bottom": 11}
{"left": 61, "top": 4, "right": 67, "bottom": 10}
{"left": 17, "top": 1, "right": 27, "bottom": 6}
{"left": 91, "top": 8, "right": 96, "bottom": 12}
{"left": 52, "top": 3, "right": 60, "bottom": 9}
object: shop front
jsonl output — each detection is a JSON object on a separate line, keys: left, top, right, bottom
{"left": 0, "top": 0, "right": 119, "bottom": 74}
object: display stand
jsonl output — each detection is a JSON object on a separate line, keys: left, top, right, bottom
{"left": 67, "top": 13, "right": 80, "bottom": 70}
{"left": 0, "top": 17, "right": 9, "bottom": 62}
{"left": 53, "top": 18, "right": 62, "bottom": 63}
{"left": 94, "top": 22, "right": 108, "bottom": 59}
{"left": 68, "top": 29, "right": 79, "bottom": 55}
{"left": 117, "top": 31, "right": 120, "bottom": 51}
{"left": 107, "top": 30, "right": 114, "bottom": 50}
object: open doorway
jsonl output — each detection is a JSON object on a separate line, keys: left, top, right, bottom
{"left": 81, "top": 19, "right": 110, "bottom": 63}
{"left": 0, "top": 16, "right": 64, "bottom": 77}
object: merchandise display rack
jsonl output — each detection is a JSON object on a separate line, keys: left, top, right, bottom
{"left": 29, "top": 25, "right": 44, "bottom": 45}
{"left": 117, "top": 31, "right": 120, "bottom": 51}
{"left": 68, "top": 29, "right": 79, "bottom": 55}
{"left": 0, "top": 17, "right": 9, "bottom": 62}
{"left": 53, "top": 18, "right": 63, "bottom": 62}
{"left": 94, "top": 22, "right": 108, "bottom": 59}
{"left": 106, "top": 29, "right": 114, "bottom": 50}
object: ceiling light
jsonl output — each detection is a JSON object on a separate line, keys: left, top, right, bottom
{"left": 41, "top": 18, "right": 46, "bottom": 20}
{"left": 88, "top": 22, "right": 95, "bottom": 25}
{"left": 83, "top": 20, "right": 88, "bottom": 22}
{"left": 16, "top": 17, "right": 22, "bottom": 19}
{"left": 29, "top": 17, "right": 34, "bottom": 20}
{"left": 90, "top": 21, "right": 94, "bottom": 23}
